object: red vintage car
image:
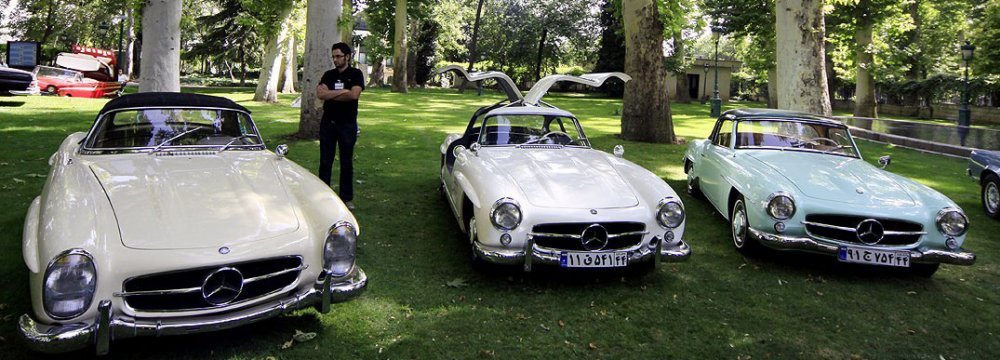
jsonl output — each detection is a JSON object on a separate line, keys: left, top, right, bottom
{"left": 33, "top": 52, "right": 123, "bottom": 98}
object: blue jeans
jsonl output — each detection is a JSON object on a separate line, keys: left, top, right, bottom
{"left": 319, "top": 120, "right": 357, "bottom": 202}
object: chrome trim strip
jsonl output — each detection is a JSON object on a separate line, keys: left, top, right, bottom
{"left": 526, "top": 230, "right": 649, "bottom": 240}
{"left": 802, "top": 221, "right": 927, "bottom": 235}
{"left": 609, "top": 230, "right": 649, "bottom": 239}
{"left": 244, "top": 264, "right": 309, "bottom": 284}
{"left": 114, "top": 287, "right": 201, "bottom": 297}
{"left": 476, "top": 236, "right": 690, "bottom": 269}
{"left": 748, "top": 228, "right": 975, "bottom": 266}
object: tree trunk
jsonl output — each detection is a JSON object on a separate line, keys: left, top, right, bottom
{"left": 853, "top": 3, "right": 877, "bottom": 118}
{"left": 122, "top": 9, "right": 135, "bottom": 79}
{"left": 767, "top": 66, "right": 778, "bottom": 108}
{"left": 673, "top": 30, "right": 690, "bottom": 104}
{"left": 459, "top": 0, "right": 486, "bottom": 93}
{"left": 903, "top": 0, "right": 921, "bottom": 108}
{"left": 139, "top": 0, "right": 181, "bottom": 93}
{"left": 774, "top": 0, "right": 831, "bottom": 115}
{"left": 535, "top": 28, "right": 548, "bottom": 82}
{"left": 621, "top": 0, "right": 675, "bottom": 143}
{"left": 341, "top": 0, "right": 354, "bottom": 44}
{"left": 255, "top": 6, "right": 295, "bottom": 102}
{"left": 391, "top": 0, "right": 408, "bottom": 93}
{"left": 297, "top": 0, "right": 343, "bottom": 139}
{"left": 280, "top": 30, "right": 297, "bottom": 93}
{"left": 369, "top": 58, "right": 385, "bottom": 87}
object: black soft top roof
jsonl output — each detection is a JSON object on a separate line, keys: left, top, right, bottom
{"left": 722, "top": 108, "right": 842, "bottom": 126}
{"left": 99, "top": 92, "right": 250, "bottom": 114}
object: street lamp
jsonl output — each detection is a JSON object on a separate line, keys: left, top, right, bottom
{"left": 710, "top": 26, "right": 722, "bottom": 117}
{"left": 97, "top": 21, "right": 110, "bottom": 49}
{"left": 702, "top": 63, "right": 709, "bottom": 104}
{"left": 115, "top": 14, "right": 126, "bottom": 80}
{"left": 958, "top": 40, "right": 975, "bottom": 128}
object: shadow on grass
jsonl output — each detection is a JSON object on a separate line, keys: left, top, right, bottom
{"left": 0, "top": 100, "right": 26, "bottom": 107}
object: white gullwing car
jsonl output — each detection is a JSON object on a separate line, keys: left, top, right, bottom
{"left": 437, "top": 65, "right": 691, "bottom": 272}
{"left": 19, "top": 92, "right": 367, "bottom": 355}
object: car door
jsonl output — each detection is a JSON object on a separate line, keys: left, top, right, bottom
{"left": 699, "top": 118, "right": 735, "bottom": 213}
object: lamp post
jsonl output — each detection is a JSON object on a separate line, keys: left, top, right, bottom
{"left": 702, "top": 63, "right": 709, "bottom": 104}
{"left": 710, "top": 26, "right": 722, "bottom": 117}
{"left": 116, "top": 14, "right": 125, "bottom": 80}
{"left": 97, "top": 21, "right": 110, "bottom": 49}
{"left": 959, "top": 41, "right": 975, "bottom": 128}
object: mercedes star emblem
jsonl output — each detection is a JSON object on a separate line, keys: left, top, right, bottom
{"left": 580, "top": 224, "right": 610, "bottom": 251}
{"left": 855, "top": 219, "right": 885, "bottom": 245}
{"left": 201, "top": 267, "right": 244, "bottom": 306}
{"left": 219, "top": 246, "right": 230, "bottom": 255}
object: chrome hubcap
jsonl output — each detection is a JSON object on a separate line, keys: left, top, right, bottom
{"left": 987, "top": 182, "right": 999, "bottom": 214}
{"left": 731, "top": 201, "right": 747, "bottom": 248}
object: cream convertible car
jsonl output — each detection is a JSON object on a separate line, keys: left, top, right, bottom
{"left": 19, "top": 93, "right": 367, "bottom": 354}
{"left": 438, "top": 66, "right": 691, "bottom": 272}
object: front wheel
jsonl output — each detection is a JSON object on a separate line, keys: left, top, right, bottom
{"left": 982, "top": 173, "right": 1000, "bottom": 219}
{"left": 730, "top": 195, "right": 761, "bottom": 254}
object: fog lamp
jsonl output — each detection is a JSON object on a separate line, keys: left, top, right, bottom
{"left": 945, "top": 237, "right": 959, "bottom": 250}
{"left": 664, "top": 231, "right": 675, "bottom": 242}
{"left": 774, "top": 222, "right": 786, "bottom": 233}
{"left": 500, "top": 233, "right": 512, "bottom": 246}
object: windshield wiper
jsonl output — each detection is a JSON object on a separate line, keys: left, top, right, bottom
{"left": 218, "top": 134, "right": 261, "bottom": 153}
{"left": 150, "top": 126, "right": 206, "bottom": 154}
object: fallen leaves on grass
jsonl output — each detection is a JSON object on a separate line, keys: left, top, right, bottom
{"left": 479, "top": 349, "right": 495, "bottom": 358}
{"left": 12, "top": 178, "right": 25, "bottom": 184}
{"left": 588, "top": 342, "right": 598, "bottom": 350}
{"left": 907, "top": 291, "right": 917, "bottom": 295}
{"left": 446, "top": 278, "right": 468, "bottom": 288}
{"left": 540, "top": 324, "right": 550, "bottom": 331}
{"left": 282, "top": 330, "right": 317, "bottom": 349}
{"left": 558, "top": 320, "right": 565, "bottom": 328}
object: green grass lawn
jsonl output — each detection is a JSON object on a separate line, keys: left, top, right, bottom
{"left": 0, "top": 88, "right": 997, "bottom": 359}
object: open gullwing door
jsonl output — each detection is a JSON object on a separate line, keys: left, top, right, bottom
{"left": 523, "top": 72, "right": 631, "bottom": 106}
{"left": 437, "top": 64, "right": 522, "bottom": 102}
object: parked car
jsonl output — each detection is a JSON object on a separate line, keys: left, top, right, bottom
{"left": 437, "top": 65, "right": 691, "bottom": 272}
{"left": 34, "top": 65, "right": 123, "bottom": 98}
{"left": 1, "top": 62, "right": 36, "bottom": 95}
{"left": 684, "top": 109, "right": 975, "bottom": 277}
{"left": 19, "top": 92, "right": 367, "bottom": 355}
{"left": 968, "top": 150, "right": 1000, "bottom": 219}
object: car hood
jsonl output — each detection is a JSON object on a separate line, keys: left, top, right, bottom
{"left": 746, "top": 151, "right": 918, "bottom": 207}
{"left": 484, "top": 148, "right": 638, "bottom": 209}
{"left": 88, "top": 154, "right": 300, "bottom": 250}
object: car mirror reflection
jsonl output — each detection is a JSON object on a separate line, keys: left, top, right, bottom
{"left": 878, "top": 155, "right": 891, "bottom": 169}
{"left": 275, "top": 144, "right": 289, "bottom": 159}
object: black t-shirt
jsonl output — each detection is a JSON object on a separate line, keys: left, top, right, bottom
{"left": 319, "top": 67, "right": 365, "bottom": 124}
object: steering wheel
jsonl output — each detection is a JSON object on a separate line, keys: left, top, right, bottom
{"left": 807, "top": 137, "right": 840, "bottom": 147}
{"left": 540, "top": 131, "right": 572, "bottom": 145}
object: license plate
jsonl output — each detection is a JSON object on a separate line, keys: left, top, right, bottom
{"left": 560, "top": 251, "right": 628, "bottom": 268}
{"left": 838, "top": 246, "right": 910, "bottom": 267}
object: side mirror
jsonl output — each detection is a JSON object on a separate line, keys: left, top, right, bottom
{"left": 470, "top": 143, "right": 481, "bottom": 156}
{"left": 878, "top": 155, "right": 891, "bottom": 169}
{"left": 613, "top": 144, "right": 624, "bottom": 158}
{"left": 275, "top": 144, "right": 289, "bottom": 159}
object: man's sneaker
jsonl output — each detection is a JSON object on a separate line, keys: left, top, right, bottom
{"left": 345, "top": 201, "right": 356, "bottom": 210}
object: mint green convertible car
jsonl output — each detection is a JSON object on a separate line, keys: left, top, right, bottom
{"left": 684, "top": 109, "right": 975, "bottom": 277}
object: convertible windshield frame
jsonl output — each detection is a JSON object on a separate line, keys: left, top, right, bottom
{"left": 476, "top": 113, "right": 592, "bottom": 149}
{"left": 81, "top": 106, "right": 266, "bottom": 154}
{"left": 733, "top": 118, "right": 861, "bottom": 159}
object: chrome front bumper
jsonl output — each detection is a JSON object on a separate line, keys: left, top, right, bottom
{"left": 474, "top": 237, "right": 691, "bottom": 272}
{"left": 19, "top": 267, "right": 367, "bottom": 355}
{"left": 748, "top": 228, "right": 976, "bottom": 266}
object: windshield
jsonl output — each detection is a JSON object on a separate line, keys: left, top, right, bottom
{"left": 85, "top": 108, "right": 262, "bottom": 151}
{"left": 734, "top": 119, "right": 858, "bottom": 157}
{"left": 35, "top": 66, "right": 80, "bottom": 79}
{"left": 478, "top": 114, "right": 590, "bottom": 147}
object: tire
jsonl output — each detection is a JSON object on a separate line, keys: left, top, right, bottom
{"left": 982, "top": 173, "right": 1000, "bottom": 219}
{"left": 911, "top": 263, "right": 940, "bottom": 278}
{"left": 685, "top": 161, "right": 703, "bottom": 199}
{"left": 45, "top": 85, "right": 56, "bottom": 94}
{"left": 467, "top": 215, "right": 489, "bottom": 271}
{"left": 729, "top": 195, "right": 761, "bottom": 254}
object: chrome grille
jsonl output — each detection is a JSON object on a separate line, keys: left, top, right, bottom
{"left": 119, "top": 256, "right": 304, "bottom": 312}
{"left": 803, "top": 214, "right": 925, "bottom": 246}
{"left": 531, "top": 222, "right": 646, "bottom": 251}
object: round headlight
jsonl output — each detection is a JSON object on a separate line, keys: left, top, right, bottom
{"left": 657, "top": 199, "right": 685, "bottom": 229}
{"left": 490, "top": 198, "right": 522, "bottom": 231}
{"left": 766, "top": 192, "right": 796, "bottom": 220}
{"left": 936, "top": 208, "right": 968, "bottom": 237}
{"left": 43, "top": 250, "right": 97, "bottom": 320}
{"left": 325, "top": 222, "right": 358, "bottom": 278}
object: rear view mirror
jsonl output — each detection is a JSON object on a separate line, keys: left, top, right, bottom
{"left": 878, "top": 155, "right": 891, "bottom": 169}
{"left": 275, "top": 144, "right": 289, "bottom": 159}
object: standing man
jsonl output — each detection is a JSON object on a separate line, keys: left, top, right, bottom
{"left": 317, "top": 42, "right": 365, "bottom": 210}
